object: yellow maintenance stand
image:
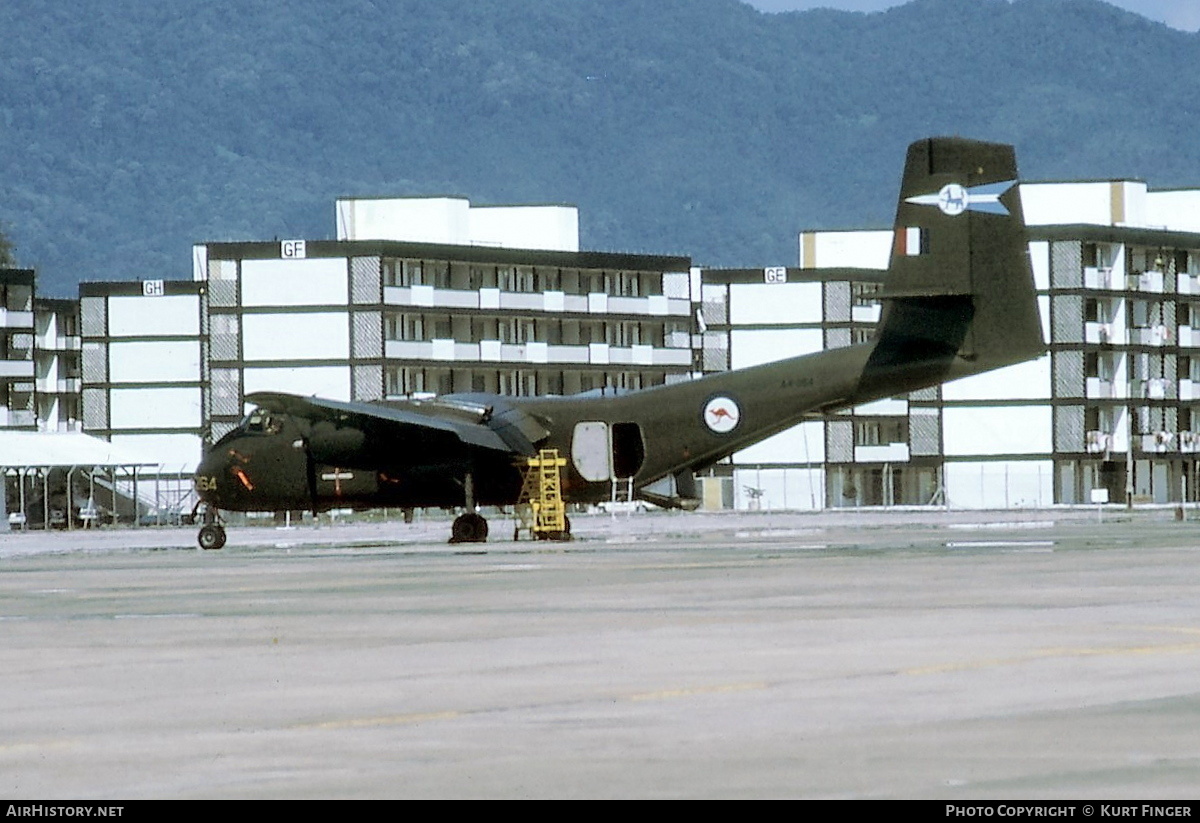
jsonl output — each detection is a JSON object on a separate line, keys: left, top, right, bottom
{"left": 515, "top": 449, "right": 571, "bottom": 541}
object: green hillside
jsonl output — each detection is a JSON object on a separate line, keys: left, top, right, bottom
{"left": 2, "top": 0, "right": 1199, "bottom": 294}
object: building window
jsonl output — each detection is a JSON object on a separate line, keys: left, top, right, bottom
{"left": 383, "top": 259, "right": 421, "bottom": 287}
{"left": 516, "top": 266, "right": 535, "bottom": 292}
{"left": 851, "top": 282, "right": 881, "bottom": 307}
{"left": 471, "top": 317, "right": 498, "bottom": 343}
{"left": 498, "top": 267, "right": 516, "bottom": 292}
{"left": 537, "top": 267, "right": 561, "bottom": 292}
{"left": 854, "top": 418, "right": 907, "bottom": 446}
{"left": 541, "top": 371, "right": 564, "bottom": 395}
{"left": 472, "top": 266, "right": 498, "bottom": 289}
{"left": 386, "top": 367, "right": 428, "bottom": 396}
{"left": 429, "top": 261, "right": 450, "bottom": 289}
{"left": 852, "top": 327, "right": 874, "bottom": 345}
{"left": 1085, "top": 352, "right": 1113, "bottom": 380}
{"left": 1179, "top": 250, "right": 1196, "bottom": 275}
{"left": 387, "top": 313, "right": 426, "bottom": 341}
{"left": 430, "top": 315, "right": 453, "bottom": 339}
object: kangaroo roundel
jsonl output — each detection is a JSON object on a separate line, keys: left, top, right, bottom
{"left": 937, "top": 183, "right": 968, "bottom": 216}
{"left": 703, "top": 396, "right": 741, "bottom": 434}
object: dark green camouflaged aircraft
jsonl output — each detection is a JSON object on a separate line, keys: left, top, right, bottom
{"left": 193, "top": 136, "right": 1045, "bottom": 548}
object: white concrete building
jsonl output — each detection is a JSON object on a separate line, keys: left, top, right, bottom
{"left": 702, "top": 179, "right": 1200, "bottom": 510}
{"left": 190, "top": 196, "right": 694, "bottom": 446}
{"left": 0, "top": 269, "right": 36, "bottom": 430}
{"left": 0, "top": 269, "right": 81, "bottom": 434}
{"left": 336, "top": 196, "right": 580, "bottom": 252}
{"left": 33, "top": 298, "right": 81, "bottom": 433}
{"left": 79, "top": 280, "right": 207, "bottom": 471}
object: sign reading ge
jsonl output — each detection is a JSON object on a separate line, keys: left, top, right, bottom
{"left": 764, "top": 266, "right": 787, "bottom": 284}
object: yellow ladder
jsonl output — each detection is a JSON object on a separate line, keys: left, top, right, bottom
{"left": 515, "top": 449, "right": 569, "bottom": 540}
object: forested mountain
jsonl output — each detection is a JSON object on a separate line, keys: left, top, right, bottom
{"left": 3, "top": 0, "right": 1199, "bottom": 294}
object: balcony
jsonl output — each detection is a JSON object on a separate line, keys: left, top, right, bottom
{"left": 1132, "top": 325, "right": 1172, "bottom": 346}
{"left": 1085, "top": 322, "right": 1114, "bottom": 345}
{"left": 383, "top": 286, "right": 689, "bottom": 318}
{"left": 1135, "top": 378, "right": 1170, "bottom": 400}
{"left": 35, "top": 376, "right": 81, "bottom": 394}
{"left": 1085, "top": 377, "right": 1116, "bottom": 399}
{"left": 0, "top": 309, "right": 34, "bottom": 329}
{"left": 854, "top": 442, "right": 910, "bottom": 463}
{"left": 0, "top": 360, "right": 35, "bottom": 378}
{"left": 383, "top": 339, "right": 691, "bottom": 368}
{"left": 1127, "top": 270, "right": 1164, "bottom": 293}
{"left": 0, "top": 409, "right": 36, "bottom": 428}
{"left": 1141, "top": 432, "right": 1176, "bottom": 453}
{"left": 41, "top": 419, "right": 83, "bottom": 433}
{"left": 851, "top": 304, "right": 881, "bottom": 324}
{"left": 1084, "top": 266, "right": 1113, "bottom": 289}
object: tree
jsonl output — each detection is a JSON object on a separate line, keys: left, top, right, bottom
{"left": 0, "top": 224, "right": 14, "bottom": 267}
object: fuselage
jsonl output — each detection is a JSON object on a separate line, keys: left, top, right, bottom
{"left": 193, "top": 332, "right": 990, "bottom": 514}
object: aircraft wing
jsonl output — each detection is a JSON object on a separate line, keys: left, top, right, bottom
{"left": 245, "top": 391, "right": 548, "bottom": 456}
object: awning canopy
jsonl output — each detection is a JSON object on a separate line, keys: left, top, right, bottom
{"left": 0, "top": 431, "right": 163, "bottom": 470}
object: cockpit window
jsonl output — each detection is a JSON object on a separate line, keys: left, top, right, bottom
{"left": 241, "top": 409, "right": 285, "bottom": 435}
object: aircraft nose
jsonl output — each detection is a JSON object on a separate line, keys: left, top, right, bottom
{"left": 194, "top": 451, "right": 226, "bottom": 506}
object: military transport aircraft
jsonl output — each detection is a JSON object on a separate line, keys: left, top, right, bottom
{"left": 192, "top": 136, "right": 1045, "bottom": 549}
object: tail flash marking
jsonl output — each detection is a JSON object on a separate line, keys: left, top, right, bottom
{"left": 894, "top": 226, "right": 927, "bottom": 257}
{"left": 905, "top": 180, "right": 1017, "bottom": 216}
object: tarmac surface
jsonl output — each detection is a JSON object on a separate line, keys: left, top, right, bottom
{"left": 2, "top": 507, "right": 1200, "bottom": 799}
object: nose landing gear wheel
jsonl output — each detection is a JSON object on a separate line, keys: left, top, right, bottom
{"left": 449, "top": 512, "right": 488, "bottom": 544}
{"left": 198, "top": 524, "right": 227, "bottom": 550}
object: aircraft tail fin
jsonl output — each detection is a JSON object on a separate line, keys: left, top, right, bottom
{"left": 858, "top": 137, "right": 1044, "bottom": 398}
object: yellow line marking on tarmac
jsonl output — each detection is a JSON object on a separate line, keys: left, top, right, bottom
{"left": 629, "top": 682, "right": 767, "bottom": 702}
{"left": 295, "top": 682, "right": 768, "bottom": 730}
{"left": 1146, "top": 625, "right": 1200, "bottom": 636}
{"left": 905, "top": 640, "right": 1200, "bottom": 675}
{"left": 297, "top": 711, "right": 461, "bottom": 730}
{"left": 0, "top": 740, "right": 76, "bottom": 754}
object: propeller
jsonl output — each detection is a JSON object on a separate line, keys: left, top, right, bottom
{"left": 303, "top": 438, "right": 319, "bottom": 516}
{"left": 295, "top": 420, "right": 366, "bottom": 516}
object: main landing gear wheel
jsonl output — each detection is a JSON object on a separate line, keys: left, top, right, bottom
{"left": 198, "top": 524, "right": 227, "bottom": 550}
{"left": 450, "top": 512, "right": 489, "bottom": 544}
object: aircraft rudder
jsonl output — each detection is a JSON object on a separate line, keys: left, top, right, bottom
{"left": 881, "top": 136, "right": 1044, "bottom": 370}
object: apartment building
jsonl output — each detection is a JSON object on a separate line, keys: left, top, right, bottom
{"left": 0, "top": 269, "right": 82, "bottom": 433}
{"left": 0, "top": 268, "right": 35, "bottom": 431}
{"left": 78, "top": 280, "right": 207, "bottom": 471}
{"left": 701, "top": 180, "right": 1200, "bottom": 510}
{"left": 190, "top": 197, "right": 694, "bottom": 446}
